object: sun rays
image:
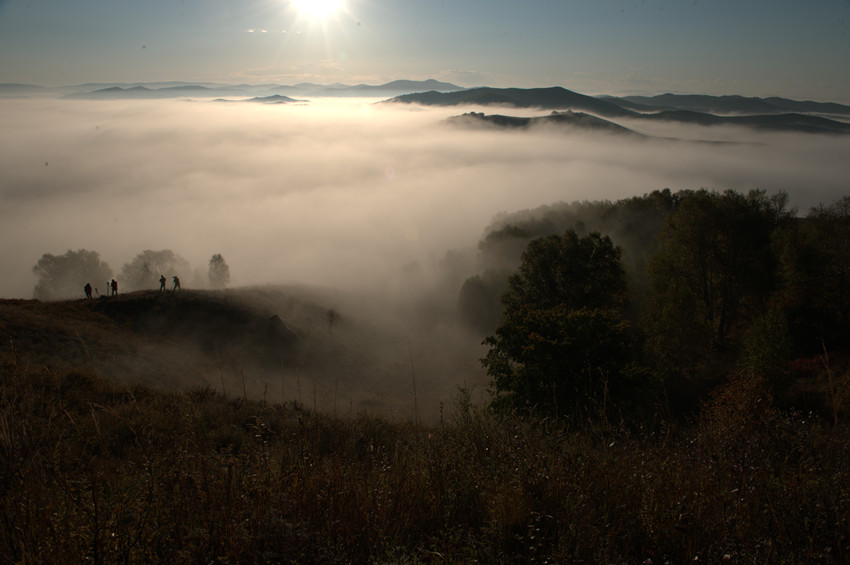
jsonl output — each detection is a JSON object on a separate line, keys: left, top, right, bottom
{"left": 290, "top": 0, "right": 345, "bottom": 22}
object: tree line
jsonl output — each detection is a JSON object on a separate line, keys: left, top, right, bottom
{"left": 31, "top": 249, "right": 231, "bottom": 300}
{"left": 463, "top": 189, "right": 850, "bottom": 423}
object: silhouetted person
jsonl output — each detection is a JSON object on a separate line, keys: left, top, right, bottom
{"left": 84, "top": 283, "right": 92, "bottom": 300}
{"left": 172, "top": 275, "right": 181, "bottom": 292}
{"left": 159, "top": 274, "right": 167, "bottom": 294}
{"left": 110, "top": 279, "right": 118, "bottom": 296}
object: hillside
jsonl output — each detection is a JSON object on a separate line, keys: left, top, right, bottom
{"left": 387, "top": 87, "right": 850, "bottom": 134}
{"left": 446, "top": 110, "right": 642, "bottom": 136}
{"left": 0, "top": 288, "right": 486, "bottom": 419}
{"left": 4, "top": 193, "right": 850, "bottom": 562}
{"left": 635, "top": 109, "right": 850, "bottom": 134}
{"left": 387, "top": 86, "right": 636, "bottom": 118}
{"left": 224, "top": 94, "right": 303, "bottom": 104}
{"left": 609, "top": 93, "right": 850, "bottom": 116}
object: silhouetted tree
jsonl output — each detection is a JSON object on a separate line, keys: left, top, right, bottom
{"left": 121, "top": 250, "right": 190, "bottom": 292}
{"left": 32, "top": 249, "right": 113, "bottom": 301}
{"left": 483, "top": 230, "right": 635, "bottom": 419}
{"left": 208, "top": 253, "right": 231, "bottom": 289}
{"left": 501, "top": 230, "right": 628, "bottom": 314}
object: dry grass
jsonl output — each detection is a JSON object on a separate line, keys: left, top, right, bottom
{"left": 2, "top": 294, "right": 848, "bottom": 563}
{"left": 1, "top": 347, "right": 848, "bottom": 563}
{"left": 0, "top": 289, "right": 488, "bottom": 422}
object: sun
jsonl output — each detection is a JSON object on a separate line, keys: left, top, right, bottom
{"left": 291, "top": 0, "right": 344, "bottom": 21}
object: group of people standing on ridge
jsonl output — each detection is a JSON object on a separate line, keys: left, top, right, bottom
{"left": 83, "top": 279, "right": 118, "bottom": 299}
{"left": 83, "top": 275, "right": 180, "bottom": 299}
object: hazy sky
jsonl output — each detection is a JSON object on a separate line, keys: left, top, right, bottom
{"left": 1, "top": 0, "right": 850, "bottom": 101}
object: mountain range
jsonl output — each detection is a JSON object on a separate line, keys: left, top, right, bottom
{"left": 602, "top": 93, "right": 850, "bottom": 116}
{"left": 389, "top": 87, "right": 850, "bottom": 135}
{"left": 61, "top": 85, "right": 253, "bottom": 100}
{"left": 386, "top": 86, "right": 850, "bottom": 117}
{"left": 390, "top": 86, "right": 635, "bottom": 118}
{"left": 4, "top": 79, "right": 849, "bottom": 134}
{"left": 43, "top": 79, "right": 462, "bottom": 101}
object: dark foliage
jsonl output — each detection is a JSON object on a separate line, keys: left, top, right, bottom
{"left": 476, "top": 188, "right": 850, "bottom": 423}
{"left": 483, "top": 230, "right": 637, "bottom": 418}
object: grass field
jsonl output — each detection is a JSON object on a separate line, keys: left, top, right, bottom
{"left": 1, "top": 292, "right": 848, "bottom": 563}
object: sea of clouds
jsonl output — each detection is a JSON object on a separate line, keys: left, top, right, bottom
{"left": 1, "top": 97, "right": 849, "bottom": 299}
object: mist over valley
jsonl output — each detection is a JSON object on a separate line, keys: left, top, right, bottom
{"left": 1, "top": 87, "right": 849, "bottom": 420}
{"left": 4, "top": 0, "right": 850, "bottom": 554}
{"left": 3, "top": 91, "right": 849, "bottom": 299}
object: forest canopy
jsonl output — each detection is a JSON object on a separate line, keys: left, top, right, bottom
{"left": 473, "top": 189, "right": 850, "bottom": 423}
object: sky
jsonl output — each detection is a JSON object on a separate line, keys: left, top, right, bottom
{"left": 1, "top": 0, "right": 850, "bottom": 101}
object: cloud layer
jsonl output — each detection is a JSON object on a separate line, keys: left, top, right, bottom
{"left": 1, "top": 98, "right": 849, "bottom": 299}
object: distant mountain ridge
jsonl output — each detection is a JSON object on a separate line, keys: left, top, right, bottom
{"left": 0, "top": 83, "right": 51, "bottom": 98}
{"left": 389, "top": 87, "right": 635, "bottom": 118}
{"left": 606, "top": 93, "right": 850, "bottom": 116}
{"left": 10, "top": 80, "right": 850, "bottom": 134}
{"left": 636, "top": 110, "right": 850, "bottom": 134}
{"left": 62, "top": 85, "right": 253, "bottom": 100}
{"left": 388, "top": 87, "right": 850, "bottom": 135}
{"left": 317, "top": 78, "right": 461, "bottom": 97}
{"left": 59, "top": 79, "right": 463, "bottom": 101}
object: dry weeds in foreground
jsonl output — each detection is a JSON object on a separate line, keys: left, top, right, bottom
{"left": 1, "top": 346, "right": 848, "bottom": 564}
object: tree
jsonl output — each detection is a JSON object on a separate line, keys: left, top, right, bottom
{"left": 32, "top": 249, "right": 113, "bottom": 301}
{"left": 644, "top": 190, "right": 784, "bottom": 361}
{"left": 121, "top": 250, "right": 190, "bottom": 292}
{"left": 502, "top": 230, "right": 628, "bottom": 314}
{"left": 208, "top": 253, "right": 231, "bottom": 289}
{"left": 776, "top": 196, "right": 850, "bottom": 353}
{"left": 738, "top": 307, "right": 791, "bottom": 383}
{"left": 483, "top": 230, "right": 635, "bottom": 419}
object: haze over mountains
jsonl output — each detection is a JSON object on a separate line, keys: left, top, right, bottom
{"left": 387, "top": 87, "right": 850, "bottom": 135}
{"left": 446, "top": 111, "right": 644, "bottom": 137}
{"left": 4, "top": 79, "right": 849, "bottom": 134}
{"left": 0, "top": 79, "right": 463, "bottom": 101}
{"left": 605, "top": 93, "right": 850, "bottom": 116}
{"left": 3, "top": 78, "right": 850, "bottom": 302}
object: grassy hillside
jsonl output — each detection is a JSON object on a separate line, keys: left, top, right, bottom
{"left": 0, "top": 287, "right": 487, "bottom": 421}
{"left": 2, "top": 285, "right": 849, "bottom": 562}
{"left": 1, "top": 349, "right": 848, "bottom": 562}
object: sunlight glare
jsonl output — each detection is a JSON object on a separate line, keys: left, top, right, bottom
{"left": 291, "top": 0, "right": 344, "bottom": 21}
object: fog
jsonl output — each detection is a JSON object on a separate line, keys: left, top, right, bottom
{"left": 2, "top": 97, "right": 849, "bottom": 301}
